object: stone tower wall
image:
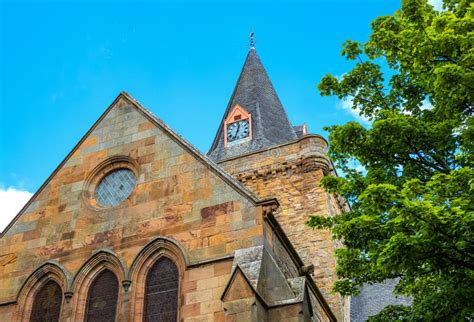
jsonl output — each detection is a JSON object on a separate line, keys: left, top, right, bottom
{"left": 219, "top": 135, "right": 347, "bottom": 320}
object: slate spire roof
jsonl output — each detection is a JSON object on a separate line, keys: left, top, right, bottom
{"left": 208, "top": 47, "right": 298, "bottom": 161}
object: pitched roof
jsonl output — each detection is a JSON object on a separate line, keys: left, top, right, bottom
{"left": 208, "top": 48, "right": 297, "bottom": 161}
{"left": 350, "top": 279, "right": 412, "bottom": 321}
{"left": 1, "top": 92, "right": 278, "bottom": 237}
{"left": 293, "top": 124, "right": 307, "bottom": 138}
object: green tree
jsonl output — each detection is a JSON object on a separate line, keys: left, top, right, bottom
{"left": 308, "top": 0, "right": 474, "bottom": 320}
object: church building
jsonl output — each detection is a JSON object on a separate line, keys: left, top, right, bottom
{"left": 0, "top": 44, "right": 355, "bottom": 321}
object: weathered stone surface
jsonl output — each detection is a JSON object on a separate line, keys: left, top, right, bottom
{"left": 0, "top": 94, "right": 334, "bottom": 322}
{"left": 220, "top": 136, "right": 348, "bottom": 320}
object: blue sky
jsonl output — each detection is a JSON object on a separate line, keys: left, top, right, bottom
{"left": 0, "top": 0, "right": 411, "bottom": 228}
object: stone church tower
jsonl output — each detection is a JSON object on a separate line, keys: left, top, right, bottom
{"left": 0, "top": 46, "right": 348, "bottom": 321}
{"left": 207, "top": 47, "right": 347, "bottom": 319}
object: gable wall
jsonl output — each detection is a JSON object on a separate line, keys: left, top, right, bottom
{"left": 0, "top": 98, "right": 266, "bottom": 321}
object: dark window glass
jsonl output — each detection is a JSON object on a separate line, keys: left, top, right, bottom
{"left": 95, "top": 169, "right": 136, "bottom": 207}
{"left": 30, "top": 280, "right": 62, "bottom": 322}
{"left": 144, "top": 257, "right": 179, "bottom": 322}
{"left": 85, "top": 270, "right": 119, "bottom": 322}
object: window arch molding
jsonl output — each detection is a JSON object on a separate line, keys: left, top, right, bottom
{"left": 15, "top": 261, "right": 69, "bottom": 322}
{"left": 128, "top": 237, "right": 188, "bottom": 321}
{"left": 70, "top": 249, "right": 127, "bottom": 321}
{"left": 82, "top": 155, "right": 140, "bottom": 211}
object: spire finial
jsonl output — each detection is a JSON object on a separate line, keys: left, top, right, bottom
{"left": 249, "top": 32, "right": 255, "bottom": 48}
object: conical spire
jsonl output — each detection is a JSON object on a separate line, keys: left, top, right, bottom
{"left": 208, "top": 48, "right": 297, "bottom": 161}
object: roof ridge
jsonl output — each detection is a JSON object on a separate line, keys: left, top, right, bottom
{"left": 120, "top": 92, "right": 273, "bottom": 205}
{"left": 1, "top": 91, "right": 278, "bottom": 238}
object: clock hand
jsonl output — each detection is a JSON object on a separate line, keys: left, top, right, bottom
{"left": 236, "top": 122, "right": 241, "bottom": 137}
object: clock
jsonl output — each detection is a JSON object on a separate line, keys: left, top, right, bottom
{"left": 226, "top": 119, "right": 250, "bottom": 143}
{"left": 223, "top": 104, "right": 252, "bottom": 147}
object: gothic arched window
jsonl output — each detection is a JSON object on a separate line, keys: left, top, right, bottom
{"left": 30, "top": 280, "right": 63, "bottom": 322}
{"left": 143, "top": 257, "right": 179, "bottom": 322}
{"left": 85, "top": 269, "right": 119, "bottom": 322}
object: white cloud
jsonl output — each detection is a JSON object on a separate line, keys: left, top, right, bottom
{"left": 402, "top": 98, "right": 434, "bottom": 116}
{"left": 338, "top": 97, "right": 371, "bottom": 124}
{"left": 428, "top": 0, "right": 444, "bottom": 11}
{"left": 0, "top": 187, "right": 33, "bottom": 233}
{"left": 334, "top": 74, "right": 371, "bottom": 124}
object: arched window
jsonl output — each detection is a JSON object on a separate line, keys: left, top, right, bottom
{"left": 85, "top": 270, "right": 119, "bottom": 322}
{"left": 29, "top": 280, "right": 62, "bottom": 322}
{"left": 144, "top": 257, "right": 179, "bottom": 322}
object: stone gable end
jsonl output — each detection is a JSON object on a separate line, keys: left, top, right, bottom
{"left": 0, "top": 94, "right": 264, "bottom": 304}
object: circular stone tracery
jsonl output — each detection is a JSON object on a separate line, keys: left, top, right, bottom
{"left": 82, "top": 156, "right": 139, "bottom": 210}
{"left": 95, "top": 168, "right": 136, "bottom": 207}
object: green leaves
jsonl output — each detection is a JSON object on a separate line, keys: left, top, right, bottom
{"left": 341, "top": 40, "right": 363, "bottom": 60}
{"left": 309, "top": 0, "right": 474, "bottom": 319}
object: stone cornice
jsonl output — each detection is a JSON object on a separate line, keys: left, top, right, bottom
{"left": 216, "top": 134, "right": 329, "bottom": 164}
{"left": 218, "top": 134, "right": 332, "bottom": 182}
{"left": 227, "top": 154, "right": 331, "bottom": 183}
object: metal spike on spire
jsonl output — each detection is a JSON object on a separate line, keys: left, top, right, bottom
{"left": 208, "top": 36, "right": 298, "bottom": 161}
{"left": 250, "top": 32, "right": 255, "bottom": 48}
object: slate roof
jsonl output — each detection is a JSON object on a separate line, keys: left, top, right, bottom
{"left": 293, "top": 124, "right": 307, "bottom": 138}
{"left": 208, "top": 48, "right": 297, "bottom": 161}
{"left": 350, "top": 279, "right": 412, "bottom": 321}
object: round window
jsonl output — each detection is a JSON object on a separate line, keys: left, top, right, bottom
{"left": 95, "top": 168, "right": 136, "bottom": 207}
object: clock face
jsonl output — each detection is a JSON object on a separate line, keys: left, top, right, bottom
{"left": 227, "top": 119, "right": 250, "bottom": 143}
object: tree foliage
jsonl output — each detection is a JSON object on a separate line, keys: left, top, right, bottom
{"left": 308, "top": 0, "right": 474, "bottom": 319}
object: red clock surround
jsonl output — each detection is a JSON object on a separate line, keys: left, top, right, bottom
{"left": 224, "top": 104, "right": 252, "bottom": 147}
